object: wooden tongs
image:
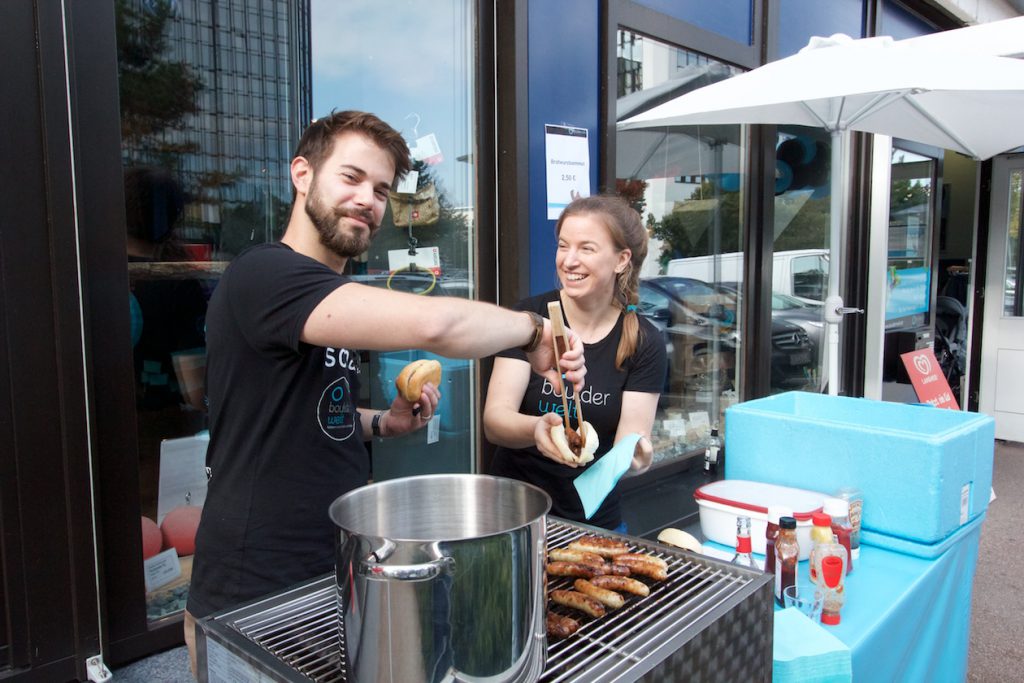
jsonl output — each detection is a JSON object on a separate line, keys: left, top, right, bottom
{"left": 547, "top": 300, "right": 586, "bottom": 454}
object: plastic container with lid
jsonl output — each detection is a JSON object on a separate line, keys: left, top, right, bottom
{"left": 694, "top": 479, "right": 828, "bottom": 560}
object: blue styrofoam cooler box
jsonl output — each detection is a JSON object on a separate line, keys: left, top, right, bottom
{"left": 724, "top": 392, "right": 995, "bottom": 546}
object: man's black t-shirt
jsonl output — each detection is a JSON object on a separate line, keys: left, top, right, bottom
{"left": 488, "top": 290, "right": 667, "bottom": 529}
{"left": 187, "top": 243, "right": 367, "bottom": 618}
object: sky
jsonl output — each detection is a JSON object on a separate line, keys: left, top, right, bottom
{"left": 310, "top": 0, "right": 476, "bottom": 207}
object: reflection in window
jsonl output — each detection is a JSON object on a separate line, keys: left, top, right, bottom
{"left": 116, "top": 0, "right": 307, "bottom": 623}
{"left": 769, "top": 126, "right": 832, "bottom": 393}
{"left": 885, "top": 148, "right": 935, "bottom": 331}
{"left": 614, "top": 31, "right": 743, "bottom": 466}
{"left": 1004, "top": 170, "right": 1022, "bottom": 317}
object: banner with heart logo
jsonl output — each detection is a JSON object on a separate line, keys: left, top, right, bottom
{"left": 901, "top": 347, "right": 959, "bottom": 410}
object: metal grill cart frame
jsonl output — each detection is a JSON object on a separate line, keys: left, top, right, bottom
{"left": 197, "top": 519, "right": 774, "bottom": 682}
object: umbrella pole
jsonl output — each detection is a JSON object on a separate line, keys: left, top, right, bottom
{"left": 825, "top": 129, "right": 847, "bottom": 396}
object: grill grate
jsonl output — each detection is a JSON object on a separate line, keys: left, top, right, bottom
{"left": 540, "top": 520, "right": 760, "bottom": 682}
{"left": 206, "top": 519, "right": 769, "bottom": 682}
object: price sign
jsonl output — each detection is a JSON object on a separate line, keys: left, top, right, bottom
{"left": 545, "top": 124, "right": 590, "bottom": 219}
{"left": 900, "top": 347, "right": 960, "bottom": 410}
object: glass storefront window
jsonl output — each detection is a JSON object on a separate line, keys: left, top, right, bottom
{"left": 119, "top": 0, "right": 300, "bottom": 624}
{"left": 117, "top": 0, "right": 480, "bottom": 624}
{"left": 310, "top": 0, "right": 478, "bottom": 479}
{"left": 885, "top": 148, "right": 935, "bottom": 331}
{"left": 770, "top": 126, "right": 831, "bottom": 393}
{"left": 615, "top": 31, "right": 743, "bottom": 466}
{"left": 1003, "top": 170, "right": 1022, "bottom": 317}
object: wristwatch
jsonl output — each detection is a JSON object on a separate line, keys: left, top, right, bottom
{"left": 520, "top": 311, "right": 545, "bottom": 353}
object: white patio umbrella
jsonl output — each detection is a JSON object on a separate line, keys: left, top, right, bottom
{"left": 616, "top": 63, "right": 739, "bottom": 180}
{"left": 619, "top": 33, "right": 1024, "bottom": 395}
{"left": 899, "top": 16, "right": 1024, "bottom": 57}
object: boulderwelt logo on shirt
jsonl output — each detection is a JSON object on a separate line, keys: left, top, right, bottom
{"left": 536, "top": 377, "right": 609, "bottom": 420}
{"left": 316, "top": 347, "right": 360, "bottom": 441}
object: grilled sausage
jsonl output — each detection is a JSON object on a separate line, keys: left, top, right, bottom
{"left": 550, "top": 589, "right": 606, "bottom": 618}
{"left": 616, "top": 555, "right": 668, "bottom": 581}
{"left": 547, "top": 561, "right": 600, "bottom": 578}
{"left": 606, "top": 563, "right": 632, "bottom": 576}
{"left": 574, "top": 579, "right": 625, "bottom": 609}
{"left": 546, "top": 611, "right": 579, "bottom": 639}
{"left": 619, "top": 552, "right": 669, "bottom": 570}
{"left": 549, "top": 548, "right": 606, "bottom": 567}
{"left": 568, "top": 535, "right": 630, "bottom": 558}
{"left": 589, "top": 575, "right": 651, "bottom": 597}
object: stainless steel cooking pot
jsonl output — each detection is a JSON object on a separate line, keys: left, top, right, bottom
{"left": 329, "top": 474, "right": 551, "bottom": 683}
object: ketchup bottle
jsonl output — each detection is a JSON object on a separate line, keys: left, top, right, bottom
{"left": 764, "top": 505, "right": 789, "bottom": 577}
{"left": 774, "top": 516, "right": 799, "bottom": 607}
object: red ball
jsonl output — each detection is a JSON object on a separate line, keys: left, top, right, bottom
{"left": 141, "top": 516, "right": 162, "bottom": 560}
{"left": 160, "top": 506, "right": 203, "bottom": 556}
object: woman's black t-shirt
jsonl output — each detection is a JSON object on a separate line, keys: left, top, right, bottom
{"left": 488, "top": 290, "right": 667, "bottom": 529}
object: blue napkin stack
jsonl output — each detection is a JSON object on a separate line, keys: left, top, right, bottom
{"left": 773, "top": 607, "right": 852, "bottom": 682}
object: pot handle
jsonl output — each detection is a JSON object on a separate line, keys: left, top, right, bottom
{"left": 358, "top": 555, "right": 454, "bottom": 582}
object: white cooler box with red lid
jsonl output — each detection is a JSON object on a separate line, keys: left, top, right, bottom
{"left": 694, "top": 479, "right": 829, "bottom": 560}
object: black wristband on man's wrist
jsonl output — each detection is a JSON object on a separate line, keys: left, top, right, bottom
{"left": 371, "top": 410, "right": 386, "bottom": 437}
{"left": 520, "top": 311, "right": 545, "bottom": 353}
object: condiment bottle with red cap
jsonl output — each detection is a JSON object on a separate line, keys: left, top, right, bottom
{"left": 731, "top": 515, "right": 758, "bottom": 569}
{"left": 819, "top": 554, "right": 846, "bottom": 625}
{"left": 808, "top": 511, "right": 833, "bottom": 583}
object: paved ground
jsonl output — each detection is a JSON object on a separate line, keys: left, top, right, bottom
{"left": 112, "top": 441, "right": 1024, "bottom": 682}
{"left": 967, "top": 439, "right": 1024, "bottom": 682}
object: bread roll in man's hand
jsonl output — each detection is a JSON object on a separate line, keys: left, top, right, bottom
{"left": 395, "top": 359, "right": 442, "bottom": 402}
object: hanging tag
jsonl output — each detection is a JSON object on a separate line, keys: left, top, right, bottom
{"left": 411, "top": 133, "right": 444, "bottom": 165}
{"left": 427, "top": 414, "right": 440, "bottom": 444}
{"left": 395, "top": 170, "right": 419, "bottom": 195}
{"left": 388, "top": 246, "right": 441, "bottom": 275}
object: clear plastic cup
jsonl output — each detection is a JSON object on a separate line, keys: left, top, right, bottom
{"left": 783, "top": 582, "right": 824, "bottom": 622}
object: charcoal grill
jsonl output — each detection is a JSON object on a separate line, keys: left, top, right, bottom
{"left": 196, "top": 518, "right": 773, "bottom": 682}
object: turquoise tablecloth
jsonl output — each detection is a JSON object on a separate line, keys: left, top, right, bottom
{"left": 708, "top": 512, "right": 984, "bottom": 682}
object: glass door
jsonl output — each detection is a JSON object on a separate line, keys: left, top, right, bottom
{"left": 980, "top": 155, "right": 1024, "bottom": 440}
{"left": 881, "top": 146, "right": 939, "bottom": 402}
{"left": 769, "top": 126, "right": 831, "bottom": 393}
{"left": 614, "top": 32, "right": 744, "bottom": 467}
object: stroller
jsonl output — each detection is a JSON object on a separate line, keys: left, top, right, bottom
{"left": 934, "top": 295, "right": 968, "bottom": 403}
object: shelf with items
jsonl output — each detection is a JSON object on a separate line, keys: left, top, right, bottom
{"left": 128, "top": 260, "right": 228, "bottom": 282}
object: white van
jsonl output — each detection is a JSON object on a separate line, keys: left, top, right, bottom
{"left": 665, "top": 248, "right": 829, "bottom": 302}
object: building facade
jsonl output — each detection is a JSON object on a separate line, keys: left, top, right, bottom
{"left": 1, "top": 0, "right": 1021, "bottom": 678}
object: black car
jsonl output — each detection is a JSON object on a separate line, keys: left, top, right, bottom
{"left": 640, "top": 277, "right": 817, "bottom": 393}
{"left": 638, "top": 277, "right": 739, "bottom": 394}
